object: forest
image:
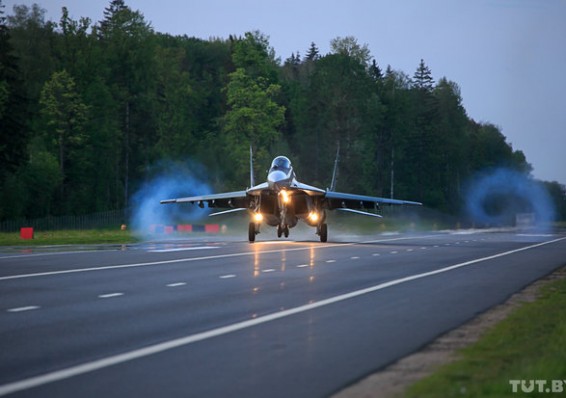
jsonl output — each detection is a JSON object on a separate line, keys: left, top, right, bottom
{"left": 0, "top": 0, "right": 564, "bottom": 223}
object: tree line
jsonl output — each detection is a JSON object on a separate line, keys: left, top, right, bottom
{"left": 0, "top": 0, "right": 564, "bottom": 222}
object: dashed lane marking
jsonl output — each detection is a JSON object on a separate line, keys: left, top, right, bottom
{"left": 219, "top": 274, "right": 236, "bottom": 279}
{"left": 98, "top": 293, "right": 124, "bottom": 299}
{"left": 7, "top": 306, "right": 40, "bottom": 313}
{"left": 166, "top": 283, "right": 187, "bottom": 287}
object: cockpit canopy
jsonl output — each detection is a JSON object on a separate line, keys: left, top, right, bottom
{"left": 270, "top": 156, "right": 292, "bottom": 174}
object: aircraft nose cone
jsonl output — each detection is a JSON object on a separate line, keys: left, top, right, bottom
{"left": 268, "top": 170, "right": 288, "bottom": 190}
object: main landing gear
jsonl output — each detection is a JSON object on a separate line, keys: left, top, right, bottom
{"left": 318, "top": 223, "right": 328, "bottom": 243}
{"left": 248, "top": 222, "right": 258, "bottom": 243}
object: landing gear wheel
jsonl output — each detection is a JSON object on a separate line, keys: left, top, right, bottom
{"left": 248, "top": 222, "right": 256, "bottom": 243}
{"left": 277, "top": 225, "right": 283, "bottom": 238}
{"left": 284, "top": 227, "right": 289, "bottom": 238}
{"left": 319, "top": 223, "right": 328, "bottom": 242}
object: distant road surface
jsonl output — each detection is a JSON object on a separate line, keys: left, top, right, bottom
{"left": 1, "top": 230, "right": 565, "bottom": 397}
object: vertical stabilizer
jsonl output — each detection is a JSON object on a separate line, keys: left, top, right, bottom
{"left": 330, "top": 142, "right": 340, "bottom": 191}
{"left": 249, "top": 145, "right": 255, "bottom": 188}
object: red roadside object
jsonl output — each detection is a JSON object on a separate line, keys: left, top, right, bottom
{"left": 20, "top": 227, "right": 34, "bottom": 240}
{"left": 205, "top": 224, "right": 220, "bottom": 233}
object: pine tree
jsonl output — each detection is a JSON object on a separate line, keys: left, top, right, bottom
{"left": 369, "top": 59, "right": 383, "bottom": 82}
{"left": 412, "top": 58, "right": 434, "bottom": 91}
{"left": 305, "top": 42, "right": 319, "bottom": 61}
{"left": 99, "top": 0, "right": 127, "bottom": 35}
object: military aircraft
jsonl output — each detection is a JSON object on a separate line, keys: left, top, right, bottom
{"left": 161, "top": 149, "right": 421, "bottom": 242}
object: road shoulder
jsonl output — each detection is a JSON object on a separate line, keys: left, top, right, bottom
{"left": 334, "top": 265, "right": 566, "bottom": 398}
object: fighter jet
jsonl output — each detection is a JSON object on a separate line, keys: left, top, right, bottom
{"left": 161, "top": 149, "right": 421, "bottom": 242}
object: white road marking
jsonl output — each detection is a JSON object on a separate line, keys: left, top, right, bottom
{"left": 372, "top": 253, "right": 380, "bottom": 256}
{"left": 350, "top": 256, "right": 359, "bottom": 260}
{"left": 98, "top": 293, "right": 123, "bottom": 299}
{"left": 0, "top": 236, "right": 437, "bottom": 281}
{"left": 2, "top": 236, "right": 563, "bottom": 396}
{"left": 7, "top": 306, "right": 40, "bottom": 313}
{"left": 147, "top": 246, "right": 218, "bottom": 253}
{"left": 219, "top": 274, "right": 236, "bottom": 279}
{"left": 296, "top": 264, "right": 308, "bottom": 268}
{"left": 0, "top": 249, "right": 118, "bottom": 260}
{"left": 390, "top": 251, "right": 398, "bottom": 254}
{"left": 166, "top": 282, "right": 186, "bottom": 287}
{"left": 406, "top": 249, "right": 413, "bottom": 252}
{"left": 420, "top": 247, "right": 427, "bottom": 250}
{"left": 326, "top": 260, "right": 336, "bottom": 263}
{"left": 262, "top": 269, "right": 275, "bottom": 273}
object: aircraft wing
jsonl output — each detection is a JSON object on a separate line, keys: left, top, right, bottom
{"left": 160, "top": 190, "right": 249, "bottom": 208}
{"left": 246, "top": 182, "right": 269, "bottom": 195}
{"left": 291, "top": 182, "right": 326, "bottom": 196}
{"left": 324, "top": 191, "right": 422, "bottom": 210}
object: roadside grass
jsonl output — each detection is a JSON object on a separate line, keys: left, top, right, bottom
{"left": 0, "top": 229, "right": 139, "bottom": 246}
{"left": 405, "top": 273, "right": 566, "bottom": 398}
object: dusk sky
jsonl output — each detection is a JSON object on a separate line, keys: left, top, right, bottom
{"left": 5, "top": 0, "right": 566, "bottom": 185}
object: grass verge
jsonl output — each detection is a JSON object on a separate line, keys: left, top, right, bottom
{"left": 405, "top": 272, "right": 566, "bottom": 397}
{"left": 0, "top": 229, "right": 138, "bottom": 246}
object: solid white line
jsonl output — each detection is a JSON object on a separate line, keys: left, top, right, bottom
{"left": 0, "top": 236, "right": 435, "bottom": 281}
{"left": 0, "top": 249, "right": 118, "bottom": 260}
{"left": 219, "top": 274, "right": 236, "bottom": 279}
{"left": 166, "top": 282, "right": 186, "bottom": 287}
{"left": 0, "top": 236, "right": 564, "bottom": 396}
{"left": 98, "top": 293, "right": 123, "bottom": 299}
{"left": 147, "top": 247, "right": 218, "bottom": 253}
{"left": 7, "top": 306, "right": 40, "bottom": 313}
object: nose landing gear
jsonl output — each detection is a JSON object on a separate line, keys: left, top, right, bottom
{"left": 277, "top": 225, "right": 289, "bottom": 238}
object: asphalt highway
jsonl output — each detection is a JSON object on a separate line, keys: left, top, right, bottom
{"left": 0, "top": 230, "right": 565, "bottom": 397}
